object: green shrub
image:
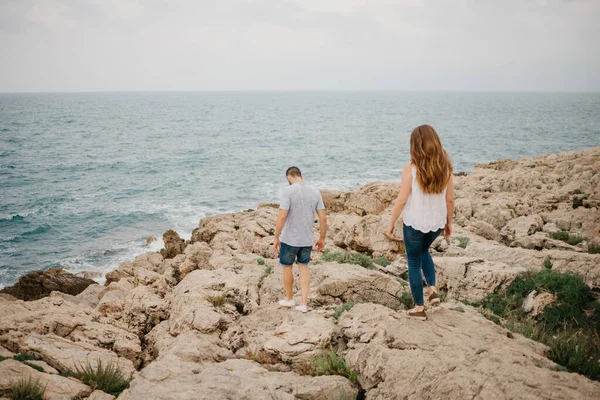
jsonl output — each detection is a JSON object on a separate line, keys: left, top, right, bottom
{"left": 0, "top": 355, "right": 8, "bottom": 362}
{"left": 397, "top": 292, "right": 414, "bottom": 310}
{"left": 479, "top": 269, "right": 600, "bottom": 380}
{"left": 548, "top": 231, "right": 587, "bottom": 246}
{"left": 22, "top": 362, "right": 44, "bottom": 373}
{"left": 543, "top": 257, "right": 552, "bottom": 270}
{"left": 548, "top": 332, "right": 600, "bottom": 380}
{"left": 457, "top": 236, "right": 469, "bottom": 249}
{"left": 300, "top": 349, "right": 358, "bottom": 384}
{"left": 257, "top": 258, "right": 265, "bottom": 265}
{"left": 572, "top": 196, "right": 587, "bottom": 209}
{"left": 373, "top": 257, "right": 391, "bottom": 267}
{"left": 9, "top": 377, "right": 46, "bottom": 400}
{"left": 396, "top": 278, "right": 408, "bottom": 287}
{"left": 572, "top": 189, "right": 582, "bottom": 195}
{"left": 71, "top": 360, "right": 130, "bottom": 396}
{"left": 332, "top": 302, "right": 355, "bottom": 320}
{"left": 589, "top": 243, "right": 600, "bottom": 254}
{"left": 13, "top": 354, "right": 35, "bottom": 362}
{"left": 322, "top": 250, "right": 375, "bottom": 269}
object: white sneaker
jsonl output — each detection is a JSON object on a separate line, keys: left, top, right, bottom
{"left": 279, "top": 299, "right": 296, "bottom": 308}
{"left": 295, "top": 305, "right": 308, "bottom": 313}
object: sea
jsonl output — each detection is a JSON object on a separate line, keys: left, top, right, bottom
{"left": 1, "top": 91, "right": 599, "bottom": 288}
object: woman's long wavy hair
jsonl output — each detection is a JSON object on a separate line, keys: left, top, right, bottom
{"left": 410, "top": 125, "right": 452, "bottom": 194}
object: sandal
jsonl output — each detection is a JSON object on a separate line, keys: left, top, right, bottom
{"left": 428, "top": 292, "right": 441, "bottom": 306}
{"left": 407, "top": 308, "right": 427, "bottom": 321}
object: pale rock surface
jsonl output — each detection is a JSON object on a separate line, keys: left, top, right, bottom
{"left": 340, "top": 303, "right": 600, "bottom": 399}
{"left": 435, "top": 257, "right": 527, "bottom": 302}
{"left": 224, "top": 305, "right": 337, "bottom": 364}
{"left": 88, "top": 390, "right": 116, "bottom": 400}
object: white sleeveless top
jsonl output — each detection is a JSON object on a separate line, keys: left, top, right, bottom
{"left": 402, "top": 166, "right": 448, "bottom": 233}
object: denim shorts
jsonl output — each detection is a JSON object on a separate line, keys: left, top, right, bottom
{"left": 279, "top": 242, "right": 312, "bottom": 266}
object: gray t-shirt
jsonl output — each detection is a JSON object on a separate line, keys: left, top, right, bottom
{"left": 279, "top": 183, "right": 325, "bottom": 247}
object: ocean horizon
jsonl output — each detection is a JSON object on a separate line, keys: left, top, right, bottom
{"left": 1, "top": 91, "right": 599, "bottom": 288}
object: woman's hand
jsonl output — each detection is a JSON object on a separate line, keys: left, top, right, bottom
{"left": 384, "top": 227, "right": 396, "bottom": 241}
{"left": 443, "top": 223, "right": 452, "bottom": 239}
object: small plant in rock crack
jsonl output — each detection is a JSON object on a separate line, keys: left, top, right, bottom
{"left": 332, "top": 302, "right": 355, "bottom": 320}
{"left": 245, "top": 349, "right": 280, "bottom": 366}
{"left": 9, "top": 377, "right": 46, "bottom": 400}
{"left": 457, "top": 236, "right": 470, "bottom": 249}
{"left": 397, "top": 292, "right": 414, "bottom": 310}
{"left": 206, "top": 295, "right": 225, "bottom": 307}
{"left": 543, "top": 256, "right": 553, "bottom": 270}
{"left": 70, "top": 360, "right": 130, "bottom": 396}
{"left": 264, "top": 264, "right": 274, "bottom": 276}
{"left": 257, "top": 258, "right": 266, "bottom": 265}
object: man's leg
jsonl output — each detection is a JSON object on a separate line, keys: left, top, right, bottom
{"left": 296, "top": 246, "right": 312, "bottom": 309}
{"left": 298, "top": 264, "right": 310, "bottom": 306}
{"left": 283, "top": 266, "right": 294, "bottom": 301}
{"left": 279, "top": 243, "right": 296, "bottom": 305}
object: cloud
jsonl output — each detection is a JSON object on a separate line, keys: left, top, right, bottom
{"left": 0, "top": 0, "right": 598, "bottom": 91}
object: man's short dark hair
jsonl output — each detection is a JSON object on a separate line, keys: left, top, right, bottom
{"left": 286, "top": 166, "right": 302, "bottom": 178}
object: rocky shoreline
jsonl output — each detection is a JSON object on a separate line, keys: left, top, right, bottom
{"left": 1, "top": 146, "right": 599, "bottom": 399}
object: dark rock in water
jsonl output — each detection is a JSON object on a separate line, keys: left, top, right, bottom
{"left": 160, "top": 229, "right": 186, "bottom": 259}
{"left": 0, "top": 268, "right": 97, "bottom": 301}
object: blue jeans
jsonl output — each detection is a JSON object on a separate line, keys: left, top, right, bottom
{"left": 403, "top": 224, "right": 443, "bottom": 306}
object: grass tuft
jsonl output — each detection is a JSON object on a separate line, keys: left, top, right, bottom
{"left": 397, "top": 292, "right": 414, "bottom": 310}
{"left": 257, "top": 258, "right": 265, "bottom": 265}
{"left": 264, "top": 264, "right": 274, "bottom": 276}
{"left": 245, "top": 349, "right": 280, "bottom": 366}
{"left": 322, "top": 250, "right": 375, "bottom": 269}
{"left": 457, "top": 236, "right": 470, "bottom": 249}
{"left": 543, "top": 256, "right": 553, "bottom": 270}
{"left": 206, "top": 295, "right": 225, "bottom": 307}
{"left": 297, "top": 349, "right": 358, "bottom": 385}
{"left": 589, "top": 243, "right": 600, "bottom": 255}
{"left": 332, "top": 302, "right": 355, "bottom": 321}
{"left": 475, "top": 349, "right": 487, "bottom": 355}
{"left": 548, "top": 231, "right": 587, "bottom": 246}
{"left": 9, "top": 377, "right": 46, "bottom": 400}
{"left": 70, "top": 360, "right": 130, "bottom": 396}
{"left": 13, "top": 354, "right": 35, "bottom": 362}
{"left": 373, "top": 257, "right": 391, "bottom": 267}
{"left": 396, "top": 278, "right": 408, "bottom": 287}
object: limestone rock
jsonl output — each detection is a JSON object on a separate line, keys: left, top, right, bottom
{"left": 469, "top": 220, "right": 501, "bottom": 241}
{"left": 500, "top": 214, "right": 544, "bottom": 244}
{"left": 128, "top": 358, "right": 357, "bottom": 400}
{"left": 435, "top": 257, "right": 527, "bottom": 302}
{"left": 340, "top": 303, "right": 600, "bottom": 399}
{"left": 259, "top": 262, "right": 408, "bottom": 310}
{"left": 0, "top": 268, "right": 97, "bottom": 301}
{"left": 0, "top": 359, "right": 92, "bottom": 400}
{"left": 167, "top": 268, "right": 262, "bottom": 335}
{"left": 531, "top": 292, "right": 557, "bottom": 317}
{"left": 224, "top": 305, "right": 337, "bottom": 364}
{"left": 88, "top": 390, "right": 116, "bottom": 400}
{"left": 27, "top": 359, "right": 59, "bottom": 374}
{"left": 160, "top": 230, "right": 186, "bottom": 259}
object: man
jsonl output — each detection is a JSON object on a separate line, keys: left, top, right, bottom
{"left": 273, "top": 166, "right": 327, "bottom": 313}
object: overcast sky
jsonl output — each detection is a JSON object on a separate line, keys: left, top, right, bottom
{"left": 1, "top": 0, "right": 599, "bottom": 92}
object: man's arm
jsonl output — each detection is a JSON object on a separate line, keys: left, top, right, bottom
{"left": 315, "top": 209, "right": 327, "bottom": 251}
{"left": 273, "top": 209, "right": 288, "bottom": 254}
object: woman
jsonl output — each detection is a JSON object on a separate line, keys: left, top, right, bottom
{"left": 385, "top": 125, "right": 454, "bottom": 320}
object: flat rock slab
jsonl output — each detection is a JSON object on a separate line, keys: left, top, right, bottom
{"left": 340, "top": 303, "right": 600, "bottom": 399}
{"left": 24, "top": 333, "right": 135, "bottom": 378}
{"left": 128, "top": 358, "right": 356, "bottom": 400}
{"left": 0, "top": 359, "right": 91, "bottom": 400}
{"left": 224, "top": 305, "right": 337, "bottom": 364}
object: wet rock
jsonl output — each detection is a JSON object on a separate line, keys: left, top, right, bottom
{"left": 0, "top": 268, "right": 97, "bottom": 301}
